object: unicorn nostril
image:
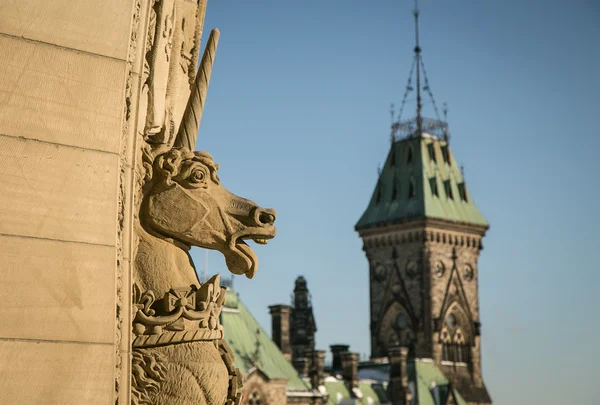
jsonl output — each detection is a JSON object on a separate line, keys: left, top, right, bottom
{"left": 258, "top": 210, "right": 276, "bottom": 226}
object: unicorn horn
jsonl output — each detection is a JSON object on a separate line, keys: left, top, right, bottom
{"left": 174, "top": 28, "right": 220, "bottom": 150}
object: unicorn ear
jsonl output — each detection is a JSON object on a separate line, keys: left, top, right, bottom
{"left": 174, "top": 28, "right": 220, "bottom": 151}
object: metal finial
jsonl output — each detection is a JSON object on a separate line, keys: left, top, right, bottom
{"left": 390, "top": 103, "right": 396, "bottom": 144}
{"left": 414, "top": 0, "right": 422, "bottom": 137}
{"left": 443, "top": 102, "right": 450, "bottom": 143}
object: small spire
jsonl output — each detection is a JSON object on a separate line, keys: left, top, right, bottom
{"left": 390, "top": 103, "right": 396, "bottom": 144}
{"left": 443, "top": 102, "right": 450, "bottom": 143}
{"left": 414, "top": 0, "right": 422, "bottom": 136}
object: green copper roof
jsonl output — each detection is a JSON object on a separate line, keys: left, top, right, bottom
{"left": 355, "top": 135, "right": 488, "bottom": 230}
{"left": 221, "top": 289, "right": 311, "bottom": 392}
{"left": 411, "top": 360, "right": 467, "bottom": 405}
{"left": 358, "top": 359, "right": 467, "bottom": 405}
{"left": 323, "top": 380, "right": 388, "bottom": 405}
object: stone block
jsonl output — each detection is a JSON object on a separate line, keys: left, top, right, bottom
{"left": 0, "top": 35, "right": 125, "bottom": 153}
{"left": 0, "top": 0, "right": 133, "bottom": 60}
{"left": 0, "top": 340, "right": 114, "bottom": 405}
{"left": 0, "top": 136, "right": 118, "bottom": 246}
{"left": 0, "top": 235, "right": 115, "bottom": 343}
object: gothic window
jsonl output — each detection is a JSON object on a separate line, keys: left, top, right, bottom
{"left": 441, "top": 145, "right": 451, "bottom": 164}
{"left": 441, "top": 308, "right": 471, "bottom": 365}
{"left": 430, "top": 177, "right": 439, "bottom": 197}
{"left": 405, "top": 261, "right": 417, "bottom": 278}
{"left": 453, "top": 329, "right": 470, "bottom": 364}
{"left": 380, "top": 305, "right": 415, "bottom": 353}
{"left": 407, "top": 146, "right": 413, "bottom": 165}
{"left": 458, "top": 182, "right": 468, "bottom": 202}
{"left": 427, "top": 143, "right": 436, "bottom": 162}
{"left": 387, "top": 331, "right": 400, "bottom": 347}
{"left": 247, "top": 391, "right": 264, "bottom": 405}
{"left": 392, "top": 180, "right": 398, "bottom": 200}
{"left": 396, "top": 313, "right": 407, "bottom": 329}
{"left": 444, "top": 180, "right": 453, "bottom": 200}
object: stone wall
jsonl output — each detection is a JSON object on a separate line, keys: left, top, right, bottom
{"left": 242, "top": 373, "right": 288, "bottom": 405}
{"left": 0, "top": 2, "right": 136, "bottom": 403}
{"left": 361, "top": 221, "right": 485, "bottom": 365}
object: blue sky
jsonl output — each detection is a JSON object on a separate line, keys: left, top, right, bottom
{"left": 193, "top": 1, "right": 600, "bottom": 403}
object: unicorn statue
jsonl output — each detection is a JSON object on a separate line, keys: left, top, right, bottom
{"left": 129, "top": 1, "right": 276, "bottom": 403}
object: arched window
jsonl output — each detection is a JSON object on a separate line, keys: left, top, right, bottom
{"left": 453, "top": 329, "right": 470, "bottom": 364}
{"left": 441, "top": 307, "right": 471, "bottom": 365}
{"left": 441, "top": 328, "right": 451, "bottom": 362}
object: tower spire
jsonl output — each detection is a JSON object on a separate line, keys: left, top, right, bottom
{"left": 414, "top": 0, "right": 422, "bottom": 136}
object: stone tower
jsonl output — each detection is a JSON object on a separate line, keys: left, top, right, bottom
{"left": 270, "top": 276, "right": 318, "bottom": 376}
{"left": 290, "top": 276, "right": 317, "bottom": 362}
{"left": 354, "top": 5, "right": 492, "bottom": 404}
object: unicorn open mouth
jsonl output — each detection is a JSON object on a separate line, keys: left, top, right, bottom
{"left": 225, "top": 228, "right": 276, "bottom": 279}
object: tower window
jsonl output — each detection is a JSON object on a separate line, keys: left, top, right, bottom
{"left": 392, "top": 181, "right": 398, "bottom": 200}
{"left": 458, "top": 182, "right": 468, "bottom": 202}
{"left": 408, "top": 177, "right": 416, "bottom": 199}
{"left": 441, "top": 309, "right": 471, "bottom": 365}
{"left": 427, "top": 143, "right": 436, "bottom": 162}
{"left": 375, "top": 182, "right": 382, "bottom": 204}
{"left": 390, "top": 149, "right": 396, "bottom": 166}
{"left": 429, "top": 177, "right": 439, "bottom": 197}
{"left": 396, "top": 313, "right": 407, "bottom": 329}
{"left": 407, "top": 146, "right": 413, "bottom": 165}
{"left": 441, "top": 145, "right": 451, "bottom": 164}
{"left": 444, "top": 180, "right": 453, "bottom": 200}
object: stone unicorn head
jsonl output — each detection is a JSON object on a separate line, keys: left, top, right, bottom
{"left": 141, "top": 147, "right": 276, "bottom": 278}
{"left": 136, "top": 28, "right": 276, "bottom": 290}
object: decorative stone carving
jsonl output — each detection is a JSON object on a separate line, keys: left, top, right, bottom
{"left": 130, "top": 1, "right": 276, "bottom": 404}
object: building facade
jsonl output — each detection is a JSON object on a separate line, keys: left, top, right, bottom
{"left": 355, "top": 133, "right": 492, "bottom": 404}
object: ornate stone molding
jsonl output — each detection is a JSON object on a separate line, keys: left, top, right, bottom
{"left": 132, "top": 275, "right": 226, "bottom": 348}
{"left": 363, "top": 229, "right": 483, "bottom": 251}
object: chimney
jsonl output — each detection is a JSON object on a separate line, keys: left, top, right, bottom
{"left": 330, "top": 344, "right": 350, "bottom": 373}
{"left": 269, "top": 304, "right": 292, "bottom": 361}
{"left": 308, "top": 349, "right": 326, "bottom": 389}
{"left": 292, "top": 356, "right": 310, "bottom": 377}
{"left": 388, "top": 345, "right": 411, "bottom": 405}
{"left": 341, "top": 351, "right": 359, "bottom": 389}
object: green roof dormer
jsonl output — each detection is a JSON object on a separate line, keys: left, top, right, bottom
{"left": 355, "top": 133, "right": 488, "bottom": 231}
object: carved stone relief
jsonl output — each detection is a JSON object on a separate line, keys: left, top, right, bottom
{"left": 127, "top": 1, "right": 277, "bottom": 404}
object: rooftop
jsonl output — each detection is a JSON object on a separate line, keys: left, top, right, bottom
{"left": 355, "top": 132, "right": 488, "bottom": 231}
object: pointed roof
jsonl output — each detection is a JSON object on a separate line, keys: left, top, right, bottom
{"left": 355, "top": 134, "right": 488, "bottom": 231}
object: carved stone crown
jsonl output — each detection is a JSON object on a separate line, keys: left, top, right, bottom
{"left": 132, "top": 274, "right": 226, "bottom": 348}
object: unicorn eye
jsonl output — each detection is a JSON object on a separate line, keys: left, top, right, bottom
{"left": 189, "top": 169, "right": 206, "bottom": 184}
